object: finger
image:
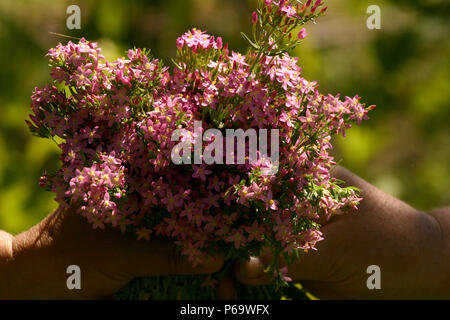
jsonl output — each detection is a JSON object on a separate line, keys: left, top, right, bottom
{"left": 300, "top": 280, "right": 348, "bottom": 300}
{"left": 234, "top": 256, "right": 272, "bottom": 286}
{"left": 46, "top": 207, "right": 225, "bottom": 278}
{"left": 237, "top": 274, "right": 272, "bottom": 286}
{"left": 235, "top": 236, "right": 337, "bottom": 285}
{"left": 236, "top": 257, "right": 265, "bottom": 278}
{"left": 216, "top": 277, "right": 235, "bottom": 300}
{"left": 115, "top": 238, "right": 224, "bottom": 277}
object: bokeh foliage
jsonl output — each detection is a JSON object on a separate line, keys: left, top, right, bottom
{"left": 0, "top": 0, "right": 448, "bottom": 234}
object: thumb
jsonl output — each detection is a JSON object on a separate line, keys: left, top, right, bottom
{"left": 235, "top": 241, "right": 333, "bottom": 285}
{"left": 235, "top": 256, "right": 272, "bottom": 286}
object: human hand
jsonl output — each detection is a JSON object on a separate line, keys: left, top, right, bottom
{"left": 235, "top": 167, "right": 450, "bottom": 299}
{"left": 0, "top": 206, "right": 223, "bottom": 299}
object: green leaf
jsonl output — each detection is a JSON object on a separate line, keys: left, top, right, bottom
{"left": 241, "top": 32, "right": 260, "bottom": 50}
{"left": 171, "top": 58, "right": 183, "bottom": 70}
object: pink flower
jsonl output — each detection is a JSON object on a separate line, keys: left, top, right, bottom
{"left": 180, "top": 202, "right": 201, "bottom": 222}
{"left": 281, "top": 4, "right": 297, "bottom": 18}
{"left": 81, "top": 126, "right": 101, "bottom": 144}
{"left": 51, "top": 67, "right": 68, "bottom": 83}
{"left": 229, "top": 52, "right": 249, "bottom": 67}
{"left": 201, "top": 275, "right": 218, "bottom": 289}
{"left": 74, "top": 65, "right": 92, "bottom": 87}
{"left": 136, "top": 227, "right": 152, "bottom": 240}
{"left": 238, "top": 186, "right": 255, "bottom": 204}
{"left": 225, "top": 229, "right": 246, "bottom": 248}
{"left": 180, "top": 241, "right": 203, "bottom": 267}
{"left": 277, "top": 267, "right": 292, "bottom": 282}
{"left": 101, "top": 192, "right": 117, "bottom": 211}
{"left": 192, "top": 165, "right": 212, "bottom": 181}
{"left": 161, "top": 190, "right": 183, "bottom": 212}
{"left": 176, "top": 28, "right": 215, "bottom": 52}
{"left": 202, "top": 192, "right": 220, "bottom": 209}
{"left": 297, "top": 28, "right": 308, "bottom": 40}
{"left": 112, "top": 87, "right": 129, "bottom": 105}
{"left": 92, "top": 217, "right": 105, "bottom": 230}
{"left": 264, "top": 191, "right": 278, "bottom": 211}
{"left": 207, "top": 175, "right": 224, "bottom": 192}
{"left": 299, "top": 109, "right": 317, "bottom": 127}
{"left": 245, "top": 221, "right": 264, "bottom": 242}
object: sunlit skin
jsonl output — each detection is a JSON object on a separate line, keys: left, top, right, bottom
{"left": 234, "top": 166, "right": 450, "bottom": 299}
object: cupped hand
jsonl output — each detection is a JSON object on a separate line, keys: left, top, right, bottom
{"left": 234, "top": 167, "right": 450, "bottom": 299}
{"left": 1, "top": 206, "right": 223, "bottom": 299}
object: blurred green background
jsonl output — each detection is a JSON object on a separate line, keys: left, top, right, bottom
{"left": 0, "top": 0, "right": 448, "bottom": 235}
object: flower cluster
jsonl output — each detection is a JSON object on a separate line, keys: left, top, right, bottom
{"left": 28, "top": 0, "right": 374, "bottom": 290}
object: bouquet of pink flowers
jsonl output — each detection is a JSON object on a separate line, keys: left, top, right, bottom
{"left": 28, "top": 0, "right": 374, "bottom": 299}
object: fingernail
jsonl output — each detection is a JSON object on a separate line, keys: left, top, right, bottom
{"left": 216, "top": 277, "right": 235, "bottom": 300}
{"left": 242, "top": 257, "right": 265, "bottom": 279}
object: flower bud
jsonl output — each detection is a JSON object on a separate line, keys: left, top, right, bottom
{"left": 216, "top": 37, "right": 223, "bottom": 49}
{"left": 252, "top": 11, "right": 258, "bottom": 24}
